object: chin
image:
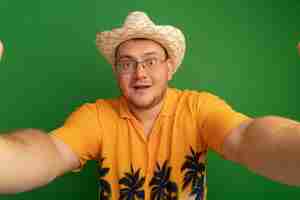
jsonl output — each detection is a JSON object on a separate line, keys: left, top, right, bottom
{"left": 129, "top": 97, "right": 156, "bottom": 110}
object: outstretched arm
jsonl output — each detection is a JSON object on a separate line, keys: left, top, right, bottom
{"left": 223, "top": 116, "right": 300, "bottom": 186}
{"left": 0, "top": 129, "right": 80, "bottom": 194}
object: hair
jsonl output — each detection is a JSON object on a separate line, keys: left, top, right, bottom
{"left": 114, "top": 38, "right": 169, "bottom": 63}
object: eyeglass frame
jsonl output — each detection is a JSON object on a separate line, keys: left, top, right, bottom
{"left": 114, "top": 56, "right": 168, "bottom": 75}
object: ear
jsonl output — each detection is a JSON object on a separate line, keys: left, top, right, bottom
{"left": 112, "top": 64, "right": 117, "bottom": 74}
{"left": 112, "top": 65, "right": 122, "bottom": 85}
{"left": 166, "top": 59, "right": 174, "bottom": 81}
{"left": 112, "top": 63, "right": 120, "bottom": 77}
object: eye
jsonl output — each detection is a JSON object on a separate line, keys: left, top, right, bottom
{"left": 118, "top": 61, "right": 134, "bottom": 71}
{"left": 145, "top": 58, "right": 158, "bottom": 67}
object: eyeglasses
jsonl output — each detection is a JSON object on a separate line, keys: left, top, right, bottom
{"left": 115, "top": 57, "right": 167, "bottom": 75}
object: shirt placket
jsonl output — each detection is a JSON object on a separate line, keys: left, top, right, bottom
{"left": 129, "top": 114, "right": 163, "bottom": 200}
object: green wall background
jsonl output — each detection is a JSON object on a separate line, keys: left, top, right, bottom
{"left": 0, "top": 0, "right": 299, "bottom": 199}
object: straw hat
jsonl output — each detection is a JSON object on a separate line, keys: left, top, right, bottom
{"left": 96, "top": 11, "right": 186, "bottom": 73}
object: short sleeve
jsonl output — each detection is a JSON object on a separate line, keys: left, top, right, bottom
{"left": 50, "top": 103, "right": 102, "bottom": 172}
{"left": 199, "top": 93, "right": 250, "bottom": 155}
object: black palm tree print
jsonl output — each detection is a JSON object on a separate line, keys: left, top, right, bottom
{"left": 149, "top": 160, "right": 178, "bottom": 200}
{"left": 119, "top": 165, "right": 145, "bottom": 200}
{"left": 181, "top": 147, "right": 206, "bottom": 200}
{"left": 98, "top": 158, "right": 112, "bottom": 200}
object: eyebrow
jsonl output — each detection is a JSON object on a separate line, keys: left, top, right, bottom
{"left": 117, "top": 52, "right": 163, "bottom": 61}
{"left": 117, "top": 55, "right": 135, "bottom": 61}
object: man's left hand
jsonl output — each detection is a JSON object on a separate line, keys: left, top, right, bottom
{"left": 0, "top": 40, "right": 3, "bottom": 61}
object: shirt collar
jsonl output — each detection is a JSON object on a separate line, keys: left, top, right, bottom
{"left": 160, "top": 87, "right": 177, "bottom": 117}
{"left": 119, "top": 96, "right": 133, "bottom": 119}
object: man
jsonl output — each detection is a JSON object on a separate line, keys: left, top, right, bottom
{"left": 0, "top": 11, "right": 299, "bottom": 200}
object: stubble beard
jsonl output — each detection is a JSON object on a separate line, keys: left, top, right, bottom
{"left": 128, "top": 86, "right": 167, "bottom": 111}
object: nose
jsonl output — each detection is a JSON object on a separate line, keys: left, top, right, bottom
{"left": 134, "top": 63, "right": 147, "bottom": 80}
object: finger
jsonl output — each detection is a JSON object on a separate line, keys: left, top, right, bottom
{"left": 0, "top": 40, "right": 3, "bottom": 61}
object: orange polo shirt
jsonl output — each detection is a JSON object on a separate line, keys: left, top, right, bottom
{"left": 51, "top": 88, "right": 249, "bottom": 200}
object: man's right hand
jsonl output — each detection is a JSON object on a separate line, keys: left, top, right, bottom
{"left": 0, "top": 40, "right": 3, "bottom": 61}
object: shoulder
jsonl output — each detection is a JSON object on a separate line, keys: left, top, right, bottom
{"left": 69, "top": 97, "right": 122, "bottom": 118}
{"left": 94, "top": 97, "right": 121, "bottom": 110}
{"left": 169, "top": 87, "right": 224, "bottom": 106}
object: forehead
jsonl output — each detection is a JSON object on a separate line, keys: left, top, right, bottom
{"left": 116, "top": 39, "right": 166, "bottom": 59}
